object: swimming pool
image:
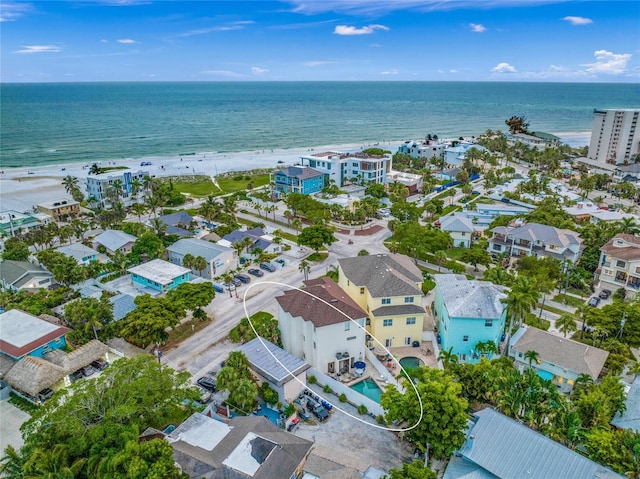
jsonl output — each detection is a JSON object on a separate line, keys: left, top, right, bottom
{"left": 399, "top": 356, "right": 424, "bottom": 370}
{"left": 349, "top": 377, "right": 383, "bottom": 403}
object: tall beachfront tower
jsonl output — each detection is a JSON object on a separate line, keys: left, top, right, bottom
{"left": 588, "top": 109, "right": 640, "bottom": 165}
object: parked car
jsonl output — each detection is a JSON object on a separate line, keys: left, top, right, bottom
{"left": 213, "top": 283, "right": 225, "bottom": 293}
{"left": 599, "top": 289, "right": 612, "bottom": 300}
{"left": 197, "top": 376, "right": 217, "bottom": 392}
{"left": 37, "top": 388, "right": 54, "bottom": 402}
{"left": 306, "top": 399, "right": 329, "bottom": 422}
{"left": 197, "top": 387, "right": 212, "bottom": 404}
{"left": 260, "top": 262, "right": 276, "bottom": 272}
{"left": 275, "top": 259, "right": 286, "bottom": 266}
{"left": 91, "top": 358, "right": 109, "bottom": 371}
{"left": 82, "top": 365, "right": 97, "bottom": 377}
{"left": 234, "top": 273, "right": 251, "bottom": 284}
{"left": 70, "top": 369, "right": 84, "bottom": 382}
{"left": 297, "top": 408, "right": 310, "bottom": 421}
{"left": 247, "top": 268, "right": 264, "bottom": 277}
{"left": 588, "top": 297, "right": 601, "bottom": 307}
{"left": 231, "top": 277, "right": 242, "bottom": 286}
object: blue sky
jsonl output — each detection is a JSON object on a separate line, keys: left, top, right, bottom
{"left": 1, "top": 0, "right": 638, "bottom": 82}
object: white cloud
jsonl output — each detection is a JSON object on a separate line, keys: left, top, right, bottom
{"left": 117, "top": 39, "right": 138, "bottom": 44}
{"left": 491, "top": 62, "right": 517, "bottom": 73}
{"left": 251, "top": 66, "right": 269, "bottom": 75}
{"left": 470, "top": 23, "right": 486, "bottom": 33}
{"left": 13, "top": 45, "right": 61, "bottom": 54}
{"left": 381, "top": 69, "right": 398, "bottom": 75}
{"left": 100, "top": 39, "right": 109, "bottom": 43}
{"left": 583, "top": 50, "right": 632, "bottom": 74}
{"left": 563, "top": 16, "right": 593, "bottom": 26}
{"left": 174, "top": 21, "right": 255, "bottom": 38}
{"left": 334, "top": 24, "right": 389, "bottom": 35}
{"left": 450, "top": 69, "right": 458, "bottom": 73}
{"left": 303, "top": 61, "right": 337, "bottom": 67}
{"left": 0, "top": 2, "right": 33, "bottom": 22}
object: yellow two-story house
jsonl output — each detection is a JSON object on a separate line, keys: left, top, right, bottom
{"left": 338, "top": 254, "right": 425, "bottom": 349}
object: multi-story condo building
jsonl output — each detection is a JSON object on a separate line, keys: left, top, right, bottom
{"left": 337, "top": 254, "right": 425, "bottom": 349}
{"left": 300, "top": 151, "right": 392, "bottom": 187}
{"left": 85, "top": 169, "right": 148, "bottom": 208}
{"left": 397, "top": 139, "right": 447, "bottom": 159}
{"left": 588, "top": 109, "right": 640, "bottom": 165}
{"left": 597, "top": 233, "right": 640, "bottom": 292}
{"left": 488, "top": 222, "right": 583, "bottom": 263}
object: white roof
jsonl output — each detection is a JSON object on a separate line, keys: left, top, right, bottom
{"left": 0, "top": 309, "right": 61, "bottom": 348}
{"left": 128, "top": 259, "right": 190, "bottom": 285}
{"left": 223, "top": 432, "right": 275, "bottom": 476}
{"left": 434, "top": 274, "right": 507, "bottom": 319}
{"left": 167, "top": 412, "right": 231, "bottom": 451}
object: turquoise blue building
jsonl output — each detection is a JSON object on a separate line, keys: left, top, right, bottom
{"left": 272, "top": 166, "right": 326, "bottom": 196}
{"left": 128, "top": 259, "right": 190, "bottom": 294}
{"left": 0, "top": 309, "right": 70, "bottom": 360}
{"left": 433, "top": 274, "right": 507, "bottom": 363}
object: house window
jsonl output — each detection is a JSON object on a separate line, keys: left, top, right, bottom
{"left": 404, "top": 297, "right": 414, "bottom": 303}
{"left": 382, "top": 298, "right": 391, "bottom": 305}
{"left": 617, "top": 260, "right": 627, "bottom": 268}
{"left": 493, "top": 244, "right": 502, "bottom": 251}
{"left": 485, "top": 319, "right": 493, "bottom": 327}
{"left": 406, "top": 317, "right": 416, "bottom": 325}
{"left": 360, "top": 287, "right": 365, "bottom": 294}
{"left": 358, "top": 318, "right": 365, "bottom": 327}
{"left": 383, "top": 319, "right": 393, "bottom": 327}
{"left": 345, "top": 322, "right": 350, "bottom": 331}
{"left": 461, "top": 232, "right": 466, "bottom": 236}
{"left": 463, "top": 335, "right": 469, "bottom": 342}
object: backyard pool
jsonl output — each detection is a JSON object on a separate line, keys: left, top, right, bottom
{"left": 350, "top": 377, "right": 383, "bottom": 403}
{"left": 399, "top": 356, "right": 424, "bottom": 371}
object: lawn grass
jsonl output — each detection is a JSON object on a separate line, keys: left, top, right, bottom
{"left": 164, "top": 317, "right": 213, "bottom": 350}
{"left": 439, "top": 205, "right": 462, "bottom": 216}
{"left": 216, "top": 173, "right": 270, "bottom": 193}
{"left": 525, "top": 313, "right": 550, "bottom": 331}
{"left": 445, "top": 248, "right": 466, "bottom": 261}
{"left": 552, "top": 294, "right": 584, "bottom": 308}
{"left": 173, "top": 179, "right": 221, "bottom": 197}
{"left": 307, "top": 252, "right": 329, "bottom": 262}
{"left": 473, "top": 196, "right": 496, "bottom": 204}
{"left": 542, "top": 304, "right": 573, "bottom": 316}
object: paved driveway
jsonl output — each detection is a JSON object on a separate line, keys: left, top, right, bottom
{"left": 0, "top": 400, "right": 29, "bottom": 452}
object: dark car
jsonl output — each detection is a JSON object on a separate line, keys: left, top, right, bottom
{"left": 260, "top": 262, "right": 276, "bottom": 272}
{"left": 297, "top": 409, "right": 310, "bottom": 421}
{"left": 213, "top": 283, "right": 225, "bottom": 293}
{"left": 306, "top": 399, "right": 329, "bottom": 422}
{"left": 588, "top": 297, "right": 601, "bottom": 307}
{"left": 82, "top": 365, "right": 97, "bottom": 377}
{"left": 230, "top": 277, "right": 242, "bottom": 286}
{"left": 234, "top": 273, "right": 251, "bottom": 284}
{"left": 37, "top": 388, "right": 54, "bottom": 402}
{"left": 247, "top": 268, "right": 264, "bottom": 277}
{"left": 197, "top": 376, "right": 217, "bottom": 393}
{"left": 91, "top": 358, "right": 109, "bottom": 371}
{"left": 599, "top": 289, "right": 612, "bottom": 300}
{"left": 70, "top": 369, "right": 84, "bottom": 382}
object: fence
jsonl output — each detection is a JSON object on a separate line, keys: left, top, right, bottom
{"left": 364, "top": 349, "right": 404, "bottom": 393}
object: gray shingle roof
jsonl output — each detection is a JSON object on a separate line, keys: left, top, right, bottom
{"left": 456, "top": 408, "right": 623, "bottom": 479}
{"left": 235, "top": 337, "right": 309, "bottom": 386}
{"left": 510, "top": 326, "right": 609, "bottom": 379}
{"left": 110, "top": 293, "right": 137, "bottom": 320}
{"left": 440, "top": 213, "right": 475, "bottom": 233}
{"left": 276, "top": 166, "right": 324, "bottom": 181}
{"left": 94, "top": 229, "right": 137, "bottom": 252}
{"left": 0, "top": 260, "right": 51, "bottom": 286}
{"left": 167, "top": 238, "right": 233, "bottom": 262}
{"left": 493, "top": 223, "right": 583, "bottom": 248}
{"left": 56, "top": 243, "right": 99, "bottom": 262}
{"left": 612, "top": 376, "right": 640, "bottom": 432}
{"left": 371, "top": 304, "right": 425, "bottom": 317}
{"left": 158, "top": 211, "right": 193, "bottom": 227}
{"left": 434, "top": 274, "right": 507, "bottom": 319}
{"left": 338, "top": 254, "right": 422, "bottom": 297}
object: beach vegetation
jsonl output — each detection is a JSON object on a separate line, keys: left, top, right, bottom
{"left": 131, "top": 232, "right": 165, "bottom": 261}
{"left": 0, "top": 356, "right": 194, "bottom": 479}
{"left": 387, "top": 221, "right": 453, "bottom": 262}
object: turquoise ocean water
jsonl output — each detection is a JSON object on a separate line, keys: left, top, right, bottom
{"left": 1, "top": 82, "right": 638, "bottom": 169}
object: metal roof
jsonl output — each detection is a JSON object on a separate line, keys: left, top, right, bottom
{"left": 128, "top": 259, "right": 190, "bottom": 285}
{"left": 56, "top": 243, "right": 99, "bottom": 262}
{"left": 235, "top": 337, "right": 309, "bottom": 386}
{"left": 456, "top": 408, "right": 624, "bottom": 479}
{"left": 612, "top": 376, "right": 640, "bottom": 432}
{"left": 167, "top": 238, "right": 233, "bottom": 262}
{"left": 94, "top": 229, "right": 137, "bottom": 252}
{"left": 0, "top": 309, "right": 70, "bottom": 359}
{"left": 434, "top": 274, "right": 507, "bottom": 320}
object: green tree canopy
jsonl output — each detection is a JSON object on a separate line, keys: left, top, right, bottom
{"left": 1, "top": 237, "right": 30, "bottom": 261}
{"left": 63, "top": 296, "right": 114, "bottom": 345}
{"left": 297, "top": 224, "right": 337, "bottom": 253}
{"left": 118, "top": 294, "right": 185, "bottom": 347}
{"left": 384, "top": 461, "right": 437, "bottom": 479}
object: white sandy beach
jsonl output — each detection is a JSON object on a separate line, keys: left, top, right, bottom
{"left": 0, "top": 141, "right": 397, "bottom": 213}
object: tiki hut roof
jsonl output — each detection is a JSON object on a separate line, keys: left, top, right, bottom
{"left": 46, "top": 340, "right": 108, "bottom": 374}
{"left": 4, "top": 355, "right": 65, "bottom": 396}
{"left": 0, "top": 354, "right": 16, "bottom": 378}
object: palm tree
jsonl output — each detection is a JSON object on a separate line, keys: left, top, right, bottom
{"left": 241, "top": 236, "right": 254, "bottom": 255}
{"left": 555, "top": 314, "right": 577, "bottom": 338}
{"left": 291, "top": 218, "right": 303, "bottom": 236}
{"left": 222, "top": 273, "right": 234, "bottom": 297}
{"left": 132, "top": 202, "right": 147, "bottom": 222}
{"left": 0, "top": 445, "right": 25, "bottom": 478}
{"left": 437, "top": 346, "right": 459, "bottom": 370}
{"left": 23, "top": 444, "right": 86, "bottom": 478}
{"left": 434, "top": 250, "right": 447, "bottom": 272}
{"left": 89, "top": 163, "right": 101, "bottom": 175}
{"left": 62, "top": 175, "right": 79, "bottom": 195}
{"left": 193, "top": 256, "right": 207, "bottom": 277}
{"left": 130, "top": 178, "right": 142, "bottom": 202}
{"left": 524, "top": 350, "right": 539, "bottom": 367}
{"left": 299, "top": 259, "right": 310, "bottom": 282}
{"left": 229, "top": 378, "right": 258, "bottom": 413}
{"left": 284, "top": 210, "right": 292, "bottom": 227}
{"left": 182, "top": 253, "right": 195, "bottom": 273}
{"left": 149, "top": 217, "right": 167, "bottom": 237}
{"left": 619, "top": 217, "right": 639, "bottom": 235}
{"left": 482, "top": 266, "right": 514, "bottom": 286}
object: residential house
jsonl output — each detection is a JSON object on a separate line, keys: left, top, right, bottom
{"left": 588, "top": 109, "right": 640, "bottom": 166}
{"left": 436, "top": 167, "right": 463, "bottom": 182}
{"left": 0, "top": 260, "right": 53, "bottom": 292}
{"left": 507, "top": 132, "right": 561, "bottom": 149}
{"left": 155, "top": 211, "right": 195, "bottom": 238}
{"left": 337, "top": 254, "right": 425, "bottom": 349}
{"left": 386, "top": 170, "right": 423, "bottom": 195}
{"left": 56, "top": 243, "right": 99, "bottom": 265}
{"left": 300, "top": 150, "right": 392, "bottom": 187}
{"left": 590, "top": 210, "right": 639, "bottom": 224}
{"left": 167, "top": 238, "right": 235, "bottom": 279}
{"left": 509, "top": 326, "right": 609, "bottom": 393}
{"left": 128, "top": 259, "right": 190, "bottom": 294}
{"left": 0, "top": 309, "right": 70, "bottom": 361}
{"left": 473, "top": 202, "right": 532, "bottom": 217}
{"left": 276, "top": 277, "right": 367, "bottom": 376}
{"left": 271, "top": 165, "right": 327, "bottom": 196}
{"left": 220, "top": 227, "right": 283, "bottom": 255}
{"left": 397, "top": 139, "right": 447, "bottom": 160}
{"left": 612, "top": 376, "right": 640, "bottom": 433}
{"left": 0, "top": 210, "right": 50, "bottom": 237}
{"left": 162, "top": 413, "right": 313, "bottom": 479}
{"left": 439, "top": 213, "right": 477, "bottom": 248}
{"left": 488, "top": 222, "right": 583, "bottom": 263}
{"left": 563, "top": 201, "right": 602, "bottom": 223}
{"left": 444, "top": 407, "right": 623, "bottom": 479}
{"left": 235, "top": 337, "right": 310, "bottom": 403}
{"left": 613, "top": 163, "right": 640, "bottom": 185}
{"left": 37, "top": 199, "right": 80, "bottom": 222}
{"left": 597, "top": 233, "right": 640, "bottom": 293}
{"left": 443, "top": 144, "right": 486, "bottom": 167}
{"left": 93, "top": 229, "right": 137, "bottom": 255}
{"left": 433, "top": 274, "right": 507, "bottom": 363}
{"left": 109, "top": 293, "right": 137, "bottom": 320}
{"left": 85, "top": 168, "right": 148, "bottom": 208}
